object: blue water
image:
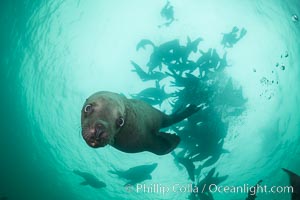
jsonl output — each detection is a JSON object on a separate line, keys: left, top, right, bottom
{"left": 1, "top": 0, "right": 300, "bottom": 200}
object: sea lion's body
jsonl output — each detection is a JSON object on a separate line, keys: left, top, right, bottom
{"left": 81, "top": 91, "right": 200, "bottom": 155}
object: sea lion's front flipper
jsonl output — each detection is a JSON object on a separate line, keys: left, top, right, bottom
{"left": 150, "top": 133, "right": 180, "bottom": 155}
{"left": 162, "top": 104, "right": 201, "bottom": 128}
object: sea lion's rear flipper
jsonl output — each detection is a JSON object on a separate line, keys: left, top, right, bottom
{"left": 150, "top": 133, "right": 180, "bottom": 155}
{"left": 162, "top": 104, "right": 201, "bottom": 128}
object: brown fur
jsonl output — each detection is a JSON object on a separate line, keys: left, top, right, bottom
{"left": 81, "top": 91, "right": 199, "bottom": 155}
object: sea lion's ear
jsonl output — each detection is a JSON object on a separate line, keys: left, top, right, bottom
{"left": 116, "top": 117, "right": 125, "bottom": 128}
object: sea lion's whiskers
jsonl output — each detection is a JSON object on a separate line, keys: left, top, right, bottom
{"left": 80, "top": 125, "right": 91, "bottom": 139}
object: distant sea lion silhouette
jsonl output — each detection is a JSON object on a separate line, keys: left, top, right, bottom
{"left": 108, "top": 163, "right": 158, "bottom": 185}
{"left": 172, "top": 151, "right": 195, "bottom": 181}
{"left": 282, "top": 168, "right": 300, "bottom": 200}
{"left": 73, "top": 170, "right": 106, "bottom": 189}
{"left": 245, "top": 180, "right": 263, "bottom": 200}
{"left": 81, "top": 91, "right": 200, "bottom": 155}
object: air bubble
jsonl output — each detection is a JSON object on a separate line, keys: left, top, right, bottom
{"left": 292, "top": 14, "right": 299, "bottom": 22}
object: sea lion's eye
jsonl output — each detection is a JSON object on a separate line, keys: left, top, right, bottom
{"left": 116, "top": 117, "right": 125, "bottom": 127}
{"left": 84, "top": 104, "right": 92, "bottom": 113}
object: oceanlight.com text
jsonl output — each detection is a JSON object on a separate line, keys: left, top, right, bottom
{"left": 125, "top": 183, "right": 293, "bottom": 195}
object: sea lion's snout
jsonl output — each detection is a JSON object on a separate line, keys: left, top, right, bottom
{"left": 82, "top": 122, "right": 109, "bottom": 148}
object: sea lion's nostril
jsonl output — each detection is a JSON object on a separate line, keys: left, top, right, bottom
{"left": 95, "top": 124, "right": 102, "bottom": 131}
{"left": 95, "top": 125, "right": 104, "bottom": 138}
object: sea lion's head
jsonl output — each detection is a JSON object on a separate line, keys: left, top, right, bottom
{"left": 81, "top": 91, "right": 126, "bottom": 148}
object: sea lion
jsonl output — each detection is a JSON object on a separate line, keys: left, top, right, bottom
{"left": 108, "top": 163, "right": 158, "bottom": 185}
{"left": 73, "top": 170, "right": 106, "bottom": 188}
{"left": 245, "top": 180, "right": 263, "bottom": 200}
{"left": 282, "top": 168, "right": 300, "bottom": 200}
{"left": 81, "top": 91, "right": 200, "bottom": 155}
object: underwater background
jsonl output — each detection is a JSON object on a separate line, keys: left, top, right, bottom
{"left": 1, "top": 0, "right": 300, "bottom": 199}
